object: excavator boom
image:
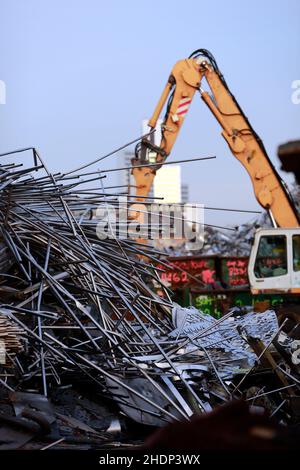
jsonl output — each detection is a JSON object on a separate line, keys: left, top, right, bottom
{"left": 132, "top": 49, "right": 300, "bottom": 229}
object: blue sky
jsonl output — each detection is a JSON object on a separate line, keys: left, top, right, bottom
{"left": 0, "top": 0, "right": 299, "bottom": 226}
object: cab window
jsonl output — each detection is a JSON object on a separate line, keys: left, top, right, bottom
{"left": 254, "top": 235, "right": 287, "bottom": 278}
{"left": 293, "top": 235, "right": 300, "bottom": 272}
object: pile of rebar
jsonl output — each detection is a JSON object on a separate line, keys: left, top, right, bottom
{"left": 0, "top": 147, "right": 300, "bottom": 449}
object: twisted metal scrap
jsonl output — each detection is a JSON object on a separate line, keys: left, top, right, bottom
{"left": 0, "top": 148, "right": 299, "bottom": 428}
{"left": 0, "top": 149, "right": 206, "bottom": 425}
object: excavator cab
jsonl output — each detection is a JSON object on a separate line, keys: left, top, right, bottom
{"left": 248, "top": 228, "right": 300, "bottom": 293}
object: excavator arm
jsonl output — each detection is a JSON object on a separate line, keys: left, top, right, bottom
{"left": 132, "top": 49, "right": 300, "bottom": 229}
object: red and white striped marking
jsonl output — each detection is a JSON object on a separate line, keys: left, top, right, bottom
{"left": 176, "top": 97, "right": 192, "bottom": 117}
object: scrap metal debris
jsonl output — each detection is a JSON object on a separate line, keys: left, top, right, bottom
{"left": 0, "top": 314, "right": 25, "bottom": 358}
{"left": 167, "top": 185, "right": 300, "bottom": 257}
{"left": 0, "top": 148, "right": 300, "bottom": 449}
{"left": 170, "top": 305, "right": 280, "bottom": 374}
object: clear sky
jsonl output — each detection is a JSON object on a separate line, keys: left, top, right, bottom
{"left": 1, "top": 0, "right": 299, "bottom": 227}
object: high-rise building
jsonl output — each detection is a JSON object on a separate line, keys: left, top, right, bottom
{"left": 153, "top": 165, "right": 182, "bottom": 204}
{"left": 181, "top": 183, "right": 189, "bottom": 203}
{"left": 120, "top": 150, "right": 135, "bottom": 189}
{"left": 153, "top": 167, "right": 189, "bottom": 204}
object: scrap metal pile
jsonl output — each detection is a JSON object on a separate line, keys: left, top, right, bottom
{"left": 0, "top": 148, "right": 300, "bottom": 449}
{"left": 171, "top": 185, "right": 300, "bottom": 257}
{"left": 201, "top": 184, "right": 300, "bottom": 256}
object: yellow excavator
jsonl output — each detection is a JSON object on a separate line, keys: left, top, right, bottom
{"left": 131, "top": 49, "right": 300, "bottom": 295}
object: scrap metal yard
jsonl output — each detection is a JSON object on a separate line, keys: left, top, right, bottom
{"left": 0, "top": 146, "right": 299, "bottom": 450}
{"left": 1, "top": 0, "right": 300, "bottom": 460}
